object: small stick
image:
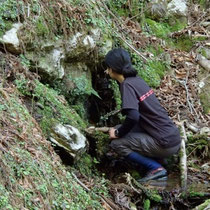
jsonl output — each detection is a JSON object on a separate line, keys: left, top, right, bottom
{"left": 85, "top": 126, "right": 110, "bottom": 134}
{"left": 72, "top": 172, "right": 115, "bottom": 210}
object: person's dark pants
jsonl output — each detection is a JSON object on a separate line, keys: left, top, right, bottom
{"left": 110, "top": 128, "right": 180, "bottom": 159}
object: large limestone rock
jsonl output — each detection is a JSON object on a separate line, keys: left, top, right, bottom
{"left": 50, "top": 124, "right": 88, "bottom": 159}
{"left": 65, "top": 28, "right": 100, "bottom": 61}
{"left": 0, "top": 23, "right": 22, "bottom": 54}
{"left": 168, "top": 0, "right": 188, "bottom": 17}
{"left": 38, "top": 48, "right": 65, "bottom": 80}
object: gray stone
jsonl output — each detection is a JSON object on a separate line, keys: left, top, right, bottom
{"left": 148, "top": 0, "right": 167, "bottom": 20}
{"left": 168, "top": 0, "right": 188, "bottom": 17}
{"left": 65, "top": 31, "right": 98, "bottom": 60}
{"left": 98, "top": 39, "right": 113, "bottom": 60}
{"left": 22, "top": 27, "right": 112, "bottom": 82}
{"left": 50, "top": 124, "right": 87, "bottom": 159}
{"left": 198, "top": 59, "right": 210, "bottom": 114}
{"left": 201, "top": 163, "right": 210, "bottom": 175}
{"left": 200, "top": 127, "right": 210, "bottom": 136}
{"left": 0, "top": 23, "right": 22, "bottom": 54}
{"left": 35, "top": 48, "right": 65, "bottom": 80}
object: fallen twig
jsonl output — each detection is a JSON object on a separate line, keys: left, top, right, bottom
{"left": 85, "top": 126, "right": 110, "bottom": 134}
{"left": 71, "top": 172, "right": 116, "bottom": 210}
{"left": 125, "top": 173, "right": 162, "bottom": 202}
{"left": 176, "top": 70, "right": 200, "bottom": 123}
{"left": 170, "top": 10, "right": 209, "bottom": 38}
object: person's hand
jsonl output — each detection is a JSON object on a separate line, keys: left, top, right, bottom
{"left": 109, "top": 127, "right": 118, "bottom": 139}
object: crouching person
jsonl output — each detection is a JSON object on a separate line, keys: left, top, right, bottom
{"left": 104, "top": 48, "right": 181, "bottom": 182}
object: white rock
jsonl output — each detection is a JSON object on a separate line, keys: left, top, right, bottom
{"left": 168, "top": 0, "right": 188, "bottom": 17}
{"left": 69, "top": 32, "right": 83, "bottom": 48}
{"left": 0, "top": 23, "right": 22, "bottom": 54}
{"left": 50, "top": 124, "right": 87, "bottom": 158}
{"left": 199, "top": 81, "right": 205, "bottom": 88}
{"left": 200, "top": 127, "right": 210, "bottom": 136}
{"left": 201, "top": 163, "right": 210, "bottom": 175}
{"left": 90, "top": 28, "right": 101, "bottom": 40}
{"left": 38, "top": 48, "right": 65, "bottom": 79}
{"left": 52, "top": 49, "right": 65, "bottom": 78}
{"left": 83, "top": 35, "right": 95, "bottom": 48}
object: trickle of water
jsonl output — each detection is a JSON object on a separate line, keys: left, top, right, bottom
{"left": 145, "top": 173, "right": 181, "bottom": 191}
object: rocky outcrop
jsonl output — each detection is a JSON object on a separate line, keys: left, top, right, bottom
{"left": 0, "top": 23, "right": 22, "bottom": 54}
{"left": 1, "top": 25, "right": 112, "bottom": 83}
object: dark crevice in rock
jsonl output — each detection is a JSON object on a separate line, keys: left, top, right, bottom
{"left": 54, "top": 146, "right": 74, "bottom": 166}
{"left": 87, "top": 67, "right": 119, "bottom": 126}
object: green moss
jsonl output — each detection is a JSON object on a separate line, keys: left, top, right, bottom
{"left": 173, "top": 36, "right": 194, "bottom": 52}
{"left": 110, "top": 80, "right": 121, "bottom": 110}
{"left": 195, "top": 199, "right": 210, "bottom": 210}
{"left": 107, "top": 0, "right": 144, "bottom": 19}
{"left": 199, "top": 49, "right": 207, "bottom": 58}
{"left": 143, "top": 199, "right": 150, "bottom": 210}
{"left": 106, "top": 0, "right": 129, "bottom": 17}
{"left": 146, "top": 45, "right": 164, "bottom": 57}
{"left": 189, "top": 191, "right": 205, "bottom": 197}
{"left": 193, "top": 0, "right": 209, "bottom": 8}
{"left": 145, "top": 18, "right": 171, "bottom": 38}
{"left": 187, "top": 134, "right": 209, "bottom": 159}
{"left": 144, "top": 16, "right": 187, "bottom": 38}
{"left": 15, "top": 78, "right": 87, "bottom": 136}
{"left": 171, "top": 35, "right": 208, "bottom": 52}
{"left": 134, "top": 58, "right": 168, "bottom": 88}
{"left": 0, "top": 0, "right": 20, "bottom": 35}
{"left": 168, "top": 17, "right": 187, "bottom": 32}
{"left": 35, "top": 16, "right": 50, "bottom": 37}
{"left": 75, "top": 153, "right": 96, "bottom": 177}
{"left": 94, "top": 131, "right": 110, "bottom": 159}
{"left": 63, "top": 75, "right": 100, "bottom": 120}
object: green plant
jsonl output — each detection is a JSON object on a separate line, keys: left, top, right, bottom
{"left": 15, "top": 78, "right": 31, "bottom": 96}
{"left": 143, "top": 199, "right": 150, "bottom": 210}
{"left": 35, "top": 16, "right": 50, "bottom": 37}
{"left": 187, "top": 134, "right": 209, "bottom": 159}
{"left": 0, "top": 0, "right": 20, "bottom": 35}
{"left": 110, "top": 80, "right": 121, "bottom": 110}
{"left": 20, "top": 54, "right": 30, "bottom": 68}
{"left": 0, "top": 91, "right": 103, "bottom": 209}
{"left": 131, "top": 52, "right": 168, "bottom": 88}
{"left": 144, "top": 18, "right": 171, "bottom": 38}
{"left": 70, "top": 75, "right": 100, "bottom": 99}
{"left": 106, "top": 0, "right": 129, "bottom": 16}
